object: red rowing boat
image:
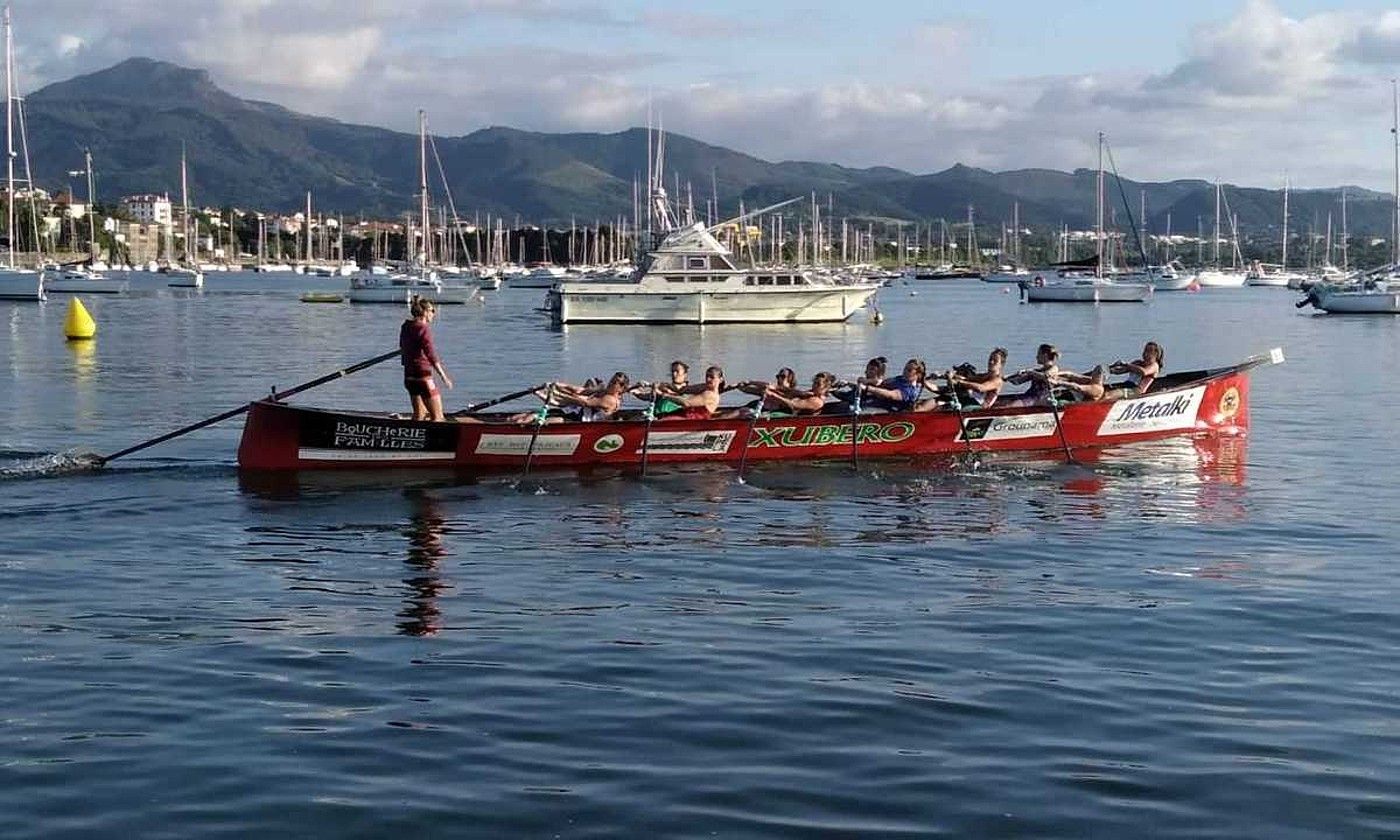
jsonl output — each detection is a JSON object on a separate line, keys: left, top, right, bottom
{"left": 236, "top": 349, "right": 1282, "bottom": 471}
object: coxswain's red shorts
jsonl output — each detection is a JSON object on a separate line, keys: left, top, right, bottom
{"left": 405, "top": 376, "right": 438, "bottom": 400}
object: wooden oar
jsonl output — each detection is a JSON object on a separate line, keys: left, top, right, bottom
{"left": 942, "top": 374, "right": 977, "bottom": 460}
{"left": 735, "top": 396, "right": 769, "bottom": 484}
{"left": 519, "top": 383, "right": 556, "bottom": 480}
{"left": 639, "top": 388, "right": 660, "bottom": 477}
{"left": 454, "top": 383, "right": 547, "bottom": 415}
{"left": 1046, "top": 389, "right": 1077, "bottom": 465}
{"left": 849, "top": 384, "right": 863, "bottom": 469}
{"left": 98, "top": 349, "right": 401, "bottom": 465}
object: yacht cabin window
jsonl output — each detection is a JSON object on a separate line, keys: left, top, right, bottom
{"left": 687, "top": 257, "right": 707, "bottom": 270}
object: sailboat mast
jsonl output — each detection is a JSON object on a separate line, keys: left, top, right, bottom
{"left": 418, "top": 110, "right": 429, "bottom": 269}
{"left": 1393, "top": 78, "right": 1399, "bottom": 265}
{"left": 84, "top": 149, "right": 96, "bottom": 263}
{"left": 180, "top": 145, "right": 190, "bottom": 264}
{"left": 1213, "top": 182, "right": 1221, "bottom": 268}
{"left": 1281, "top": 177, "right": 1289, "bottom": 270}
{"left": 1096, "top": 133, "right": 1105, "bottom": 278}
{"left": 4, "top": 6, "right": 13, "bottom": 269}
{"left": 1341, "top": 189, "right": 1349, "bottom": 272}
{"left": 305, "top": 191, "right": 312, "bottom": 264}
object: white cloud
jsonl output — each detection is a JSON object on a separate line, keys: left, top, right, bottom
{"left": 8, "top": 0, "right": 1400, "bottom": 189}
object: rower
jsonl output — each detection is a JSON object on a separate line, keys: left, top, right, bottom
{"left": 720, "top": 367, "right": 798, "bottom": 418}
{"left": 999, "top": 344, "right": 1061, "bottom": 408}
{"left": 663, "top": 365, "right": 724, "bottom": 420}
{"left": 918, "top": 347, "right": 1006, "bottom": 412}
{"left": 632, "top": 360, "right": 691, "bottom": 417}
{"left": 509, "top": 372, "right": 630, "bottom": 424}
{"left": 762, "top": 372, "right": 836, "bottom": 416}
{"left": 860, "top": 358, "right": 927, "bottom": 412}
{"left": 1054, "top": 364, "right": 1107, "bottom": 401}
{"left": 1109, "top": 340, "right": 1163, "bottom": 395}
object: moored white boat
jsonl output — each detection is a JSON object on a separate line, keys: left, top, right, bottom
{"left": 983, "top": 265, "right": 1031, "bottom": 284}
{"left": 45, "top": 266, "right": 128, "bottom": 294}
{"left": 1148, "top": 262, "right": 1196, "bottom": 291}
{"left": 547, "top": 222, "right": 879, "bottom": 324}
{"left": 1195, "top": 268, "right": 1247, "bottom": 287}
{"left": 347, "top": 266, "right": 474, "bottom": 304}
{"left": 1020, "top": 274, "right": 1152, "bottom": 303}
{"left": 0, "top": 266, "right": 44, "bottom": 301}
{"left": 165, "top": 266, "right": 204, "bottom": 288}
{"left": 508, "top": 265, "right": 568, "bottom": 288}
{"left": 1299, "top": 270, "right": 1400, "bottom": 313}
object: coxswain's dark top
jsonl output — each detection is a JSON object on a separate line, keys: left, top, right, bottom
{"left": 399, "top": 319, "right": 439, "bottom": 379}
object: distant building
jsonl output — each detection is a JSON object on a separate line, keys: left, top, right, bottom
{"left": 121, "top": 194, "right": 173, "bottom": 227}
{"left": 115, "top": 221, "right": 165, "bottom": 265}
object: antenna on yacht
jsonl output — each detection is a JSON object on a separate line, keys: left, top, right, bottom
{"left": 706, "top": 196, "right": 804, "bottom": 235}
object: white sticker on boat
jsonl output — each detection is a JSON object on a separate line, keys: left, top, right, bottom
{"left": 958, "top": 413, "right": 1058, "bottom": 442}
{"left": 298, "top": 448, "right": 450, "bottom": 462}
{"left": 1096, "top": 387, "right": 1206, "bottom": 436}
{"left": 474, "top": 434, "right": 581, "bottom": 456}
{"left": 643, "top": 429, "right": 736, "bottom": 455}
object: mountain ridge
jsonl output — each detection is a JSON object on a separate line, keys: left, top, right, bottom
{"left": 21, "top": 58, "right": 1399, "bottom": 237}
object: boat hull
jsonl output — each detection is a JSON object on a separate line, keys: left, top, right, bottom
{"left": 0, "top": 268, "right": 44, "bottom": 301}
{"left": 45, "top": 273, "right": 130, "bottom": 294}
{"left": 1311, "top": 287, "right": 1400, "bottom": 313}
{"left": 238, "top": 362, "right": 1262, "bottom": 472}
{"left": 1022, "top": 281, "right": 1151, "bottom": 303}
{"left": 548, "top": 284, "right": 880, "bottom": 324}
{"left": 1196, "top": 270, "right": 1247, "bottom": 288}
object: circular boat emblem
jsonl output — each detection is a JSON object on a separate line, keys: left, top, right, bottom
{"left": 1217, "top": 386, "right": 1241, "bottom": 420}
{"left": 593, "top": 433, "right": 624, "bottom": 454}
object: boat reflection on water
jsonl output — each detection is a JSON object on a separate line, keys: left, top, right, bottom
{"left": 399, "top": 489, "right": 450, "bottom": 637}
{"left": 236, "top": 433, "right": 1249, "bottom": 557}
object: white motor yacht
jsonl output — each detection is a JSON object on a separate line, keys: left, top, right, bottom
{"left": 547, "top": 223, "right": 878, "bottom": 324}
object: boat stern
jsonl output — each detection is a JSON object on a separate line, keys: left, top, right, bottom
{"left": 237, "top": 400, "right": 303, "bottom": 470}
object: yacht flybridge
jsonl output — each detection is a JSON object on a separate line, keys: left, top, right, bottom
{"left": 546, "top": 221, "right": 880, "bottom": 324}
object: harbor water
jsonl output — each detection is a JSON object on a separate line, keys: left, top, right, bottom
{"left": 3, "top": 274, "right": 1399, "bottom": 837}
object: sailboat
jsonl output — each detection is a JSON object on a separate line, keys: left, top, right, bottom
{"left": 1245, "top": 177, "right": 1305, "bottom": 287}
{"left": 0, "top": 7, "right": 44, "bottom": 302}
{"left": 1021, "top": 133, "right": 1152, "bottom": 303}
{"left": 348, "top": 110, "right": 479, "bottom": 304}
{"left": 1196, "top": 182, "right": 1247, "bottom": 287}
{"left": 46, "top": 149, "right": 129, "bottom": 294}
{"left": 1300, "top": 81, "right": 1400, "bottom": 314}
{"left": 166, "top": 146, "right": 204, "bottom": 288}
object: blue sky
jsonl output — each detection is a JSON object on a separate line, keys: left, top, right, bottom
{"left": 16, "top": 0, "right": 1400, "bottom": 189}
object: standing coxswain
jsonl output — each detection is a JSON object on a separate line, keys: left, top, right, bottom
{"left": 400, "top": 296, "right": 454, "bottom": 421}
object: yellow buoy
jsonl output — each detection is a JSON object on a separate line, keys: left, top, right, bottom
{"left": 64, "top": 297, "right": 97, "bottom": 340}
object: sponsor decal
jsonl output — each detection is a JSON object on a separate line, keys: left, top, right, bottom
{"left": 958, "top": 413, "right": 1058, "bottom": 442}
{"left": 297, "top": 448, "right": 449, "bottom": 462}
{"left": 474, "top": 434, "right": 580, "bottom": 456}
{"left": 593, "top": 433, "right": 625, "bottom": 454}
{"left": 643, "top": 429, "right": 736, "bottom": 455}
{"left": 749, "top": 420, "right": 915, "bottom": 449}
{"left": 1217, "top": 386, "right": 1241, "bottom": 420}
{"left": 1096, "top": 386, "right": 1206, "bottom": 436}
{"left": 301, "top": 416, "right": 457, "bottom": 453}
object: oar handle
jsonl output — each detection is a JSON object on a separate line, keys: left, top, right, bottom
{"left": 456, "top": 383, "right": 547, "bottom": 415}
